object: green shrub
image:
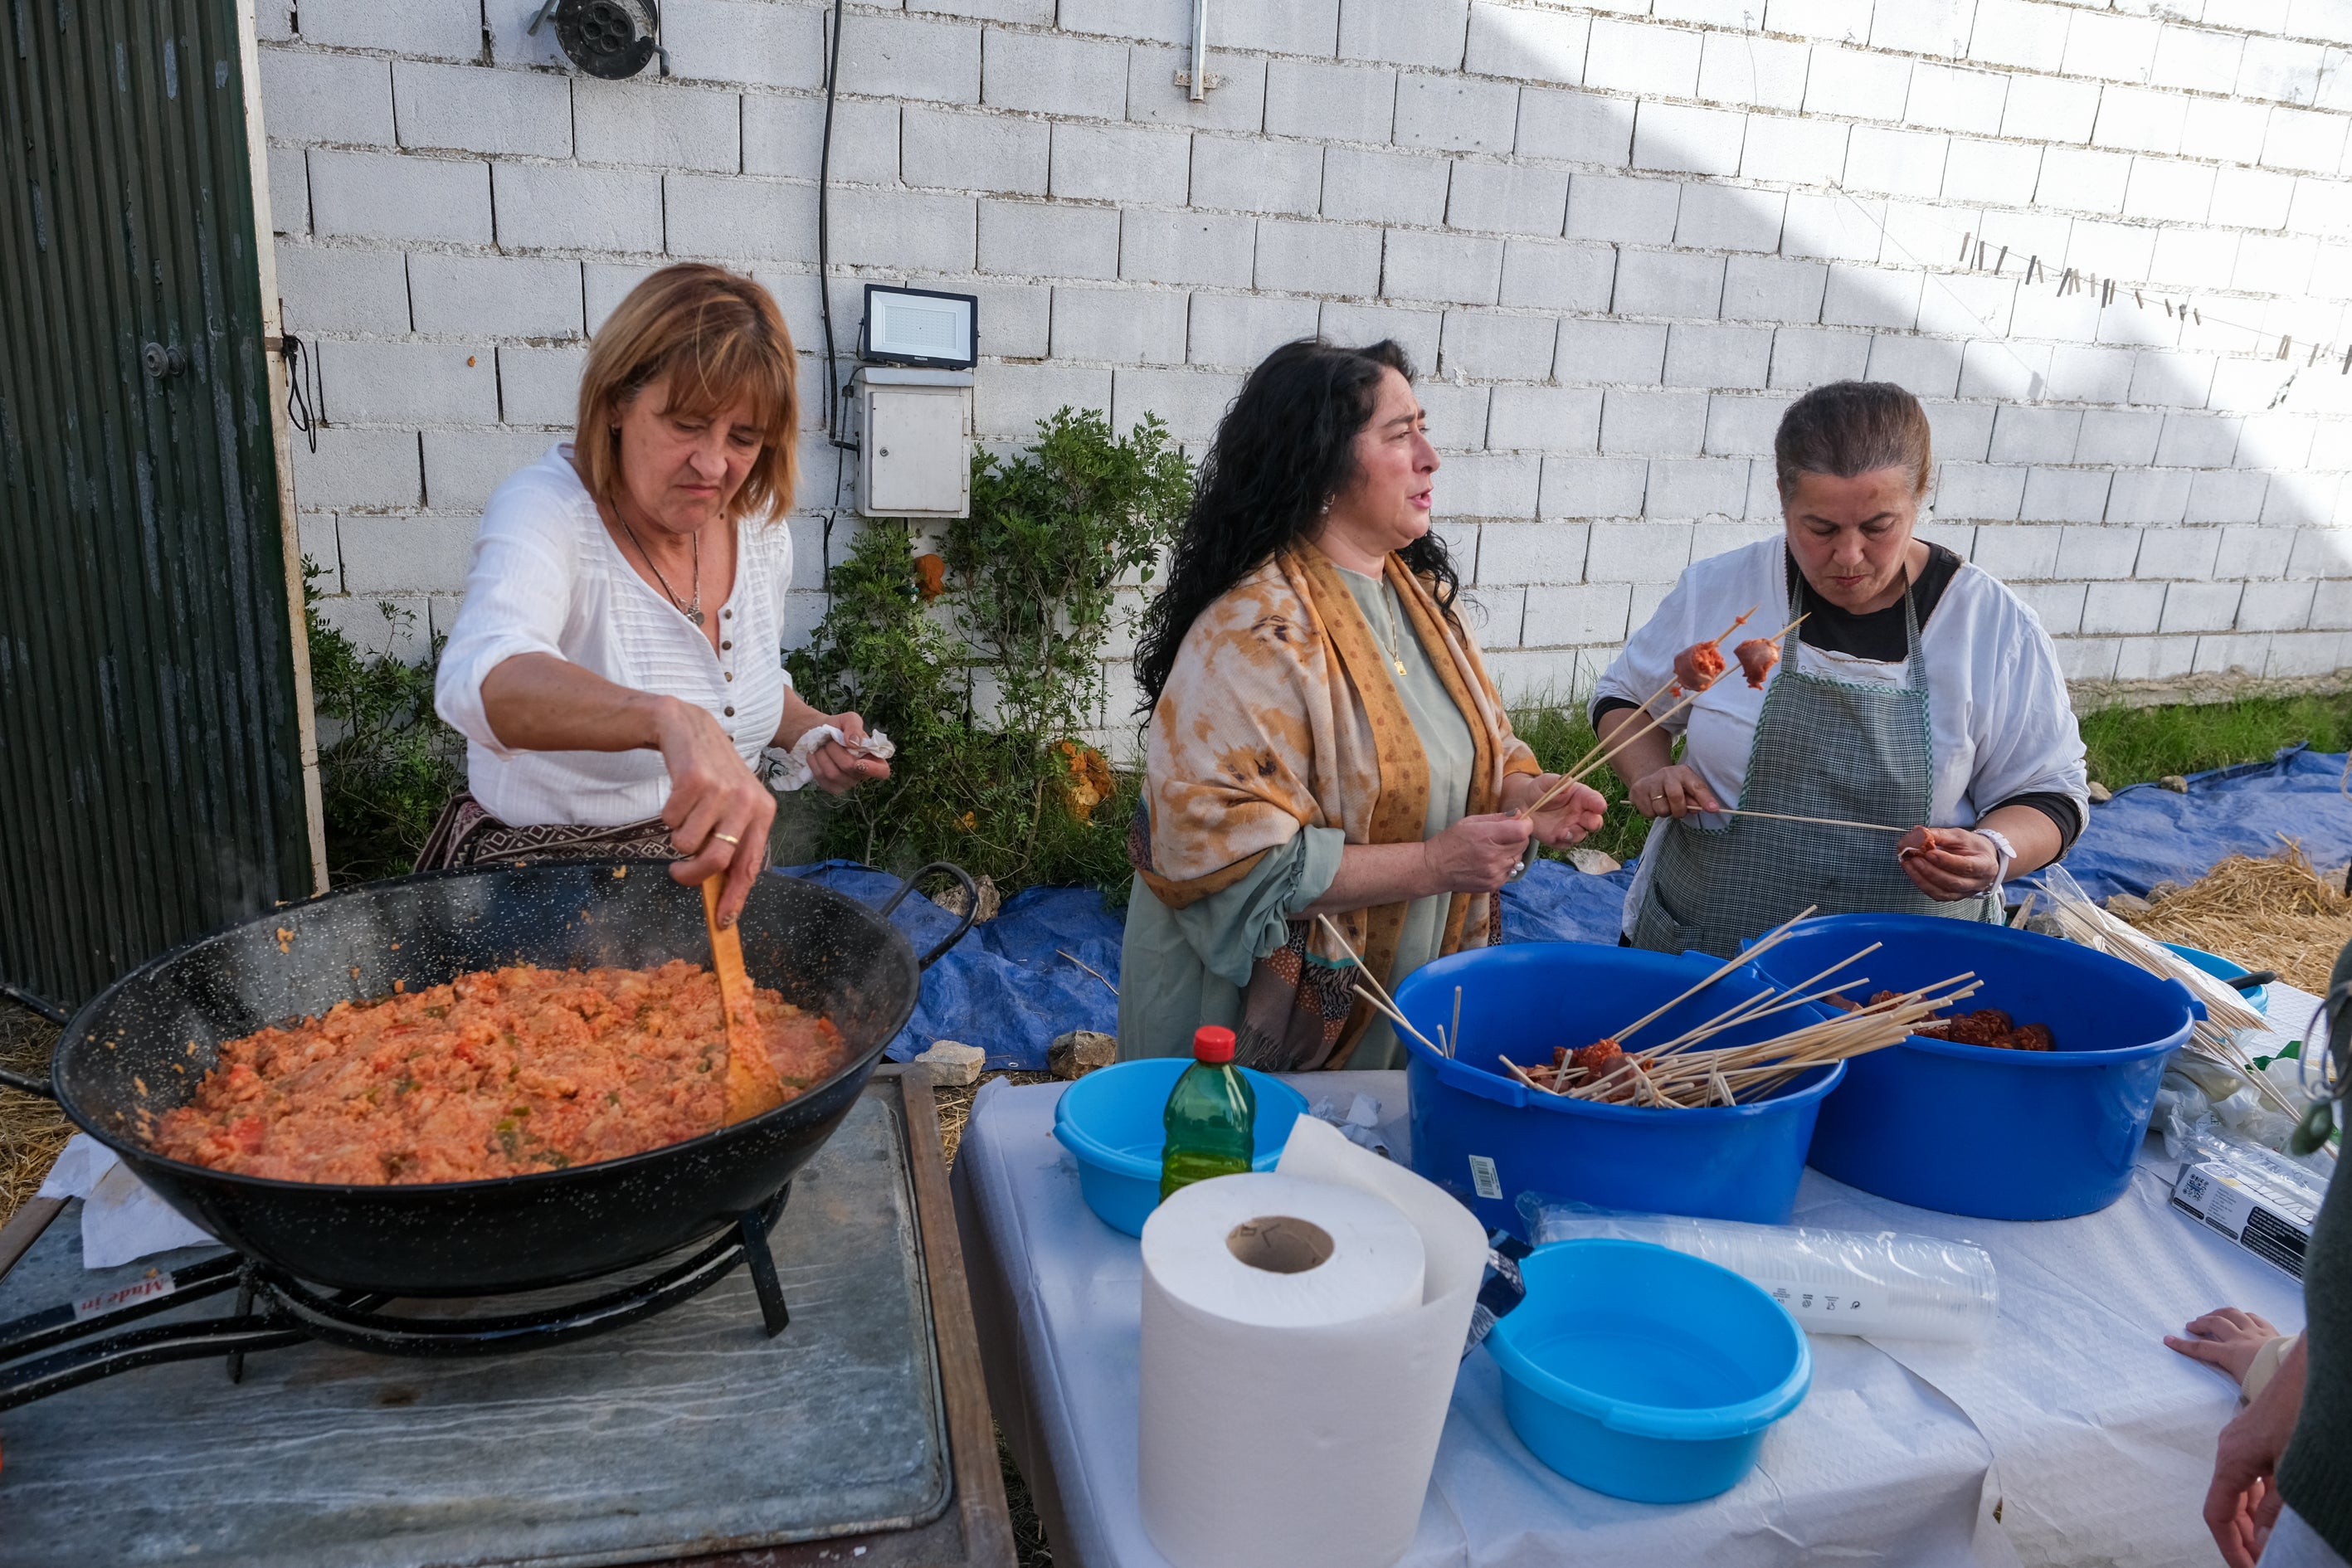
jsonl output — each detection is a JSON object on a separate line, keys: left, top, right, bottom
{"left": 305, "top": 568, "right": 463, "bottom": 884}
{"left": 943, "top": 409, "right": 1193, "bottom": 738}
{"left": 790, "top": 410, "right": 1192, "bottom": 901}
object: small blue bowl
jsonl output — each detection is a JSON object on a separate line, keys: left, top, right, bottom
{"left": 1051, "top": 1059, "right": 1309, "bottom": 1237}
{"left": 2162, "top": 942, "right": 2270, "bottom": 1015}
{"left": 1487, "top": 1239, "right": 1811, "bottom": 1504}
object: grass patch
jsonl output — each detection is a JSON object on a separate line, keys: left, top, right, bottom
{"left": 1509, "top": 700, "right": 1653, "bottom": 865}
{"left": 2081, "top": 693, "right": 2352, "bottom": 790}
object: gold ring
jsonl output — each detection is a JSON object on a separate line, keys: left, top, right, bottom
{"left": 711, "top": 831, "right": 741, "bottom": 846}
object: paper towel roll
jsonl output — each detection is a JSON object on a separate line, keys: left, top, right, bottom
{"left": 1142, "top": 1172, "right": 1426, "bottom": 1331}
{"left": 1138, "top": 1122, "right": 1487, "bottom": 1568}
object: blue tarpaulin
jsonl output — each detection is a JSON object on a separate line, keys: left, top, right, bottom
{"left": 782, "top": 856, "right": 1629, "bottom": 1069}
{"left": 790, "top": 751, "right": 2352, "bottom": 1068}
{"left": 2020, "top": 745, "right": 2352, "bottom": 903}
{"left": 780, "top": 862, "right": 1122, "bottom": 1070}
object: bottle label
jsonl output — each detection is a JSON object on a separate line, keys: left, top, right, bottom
{"left": 1468, "top": 1154, "right": 1502, "bottom": 1201}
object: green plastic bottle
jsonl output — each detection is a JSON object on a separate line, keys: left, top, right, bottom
{"left": 1159, "top": 1025, "right": 1257, "bottom": 1202}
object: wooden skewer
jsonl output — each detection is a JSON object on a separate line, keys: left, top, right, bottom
{"left": 1351, "top": 981, "right": 1444, "bottom": 1058}
{"left": 1647, "top": 944, "right": 1884, "bottom": 1057}
{"left": 1609, "top": 906, "right": 1817, "bottom": 1045}
{"left": 1618, "top": 803, "right": 1908, "bottom": 835}
{"left": 1521, "top": 611, "right": 1786, "bottom": 821}
{"left": 1571, "top": 972, "right": 1985, "bottom": 1106}
{"left": 1500, "top": 1054, "right": 1561, "bottom": 1095}
{"left": 1515, "top": 606, "right": 1760, "bottom": 821}
{"left": 1520, "top": 612, "right": 1815, "bottom": 827}
{"left": 1320, "top": 914, "right": 1447, "bottom": 1057}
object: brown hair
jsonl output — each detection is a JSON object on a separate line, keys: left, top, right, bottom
{"left": 575, "top": 264, "right": 800, "bottom": 523}
{"left": 1773, "top": 380, "right": 1932, "bottom": 503}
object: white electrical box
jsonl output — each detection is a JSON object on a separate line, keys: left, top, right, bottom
{"left": 855, "top": 367, "right": 972, "bottom": 519}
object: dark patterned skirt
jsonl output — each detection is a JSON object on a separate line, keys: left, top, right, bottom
{"left": 415, "top": 791, "right": 687, "bottom": 871}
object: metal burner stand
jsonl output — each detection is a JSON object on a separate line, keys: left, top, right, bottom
{"left": 0, "top": 1187, "right": 792, "bottom": 1412}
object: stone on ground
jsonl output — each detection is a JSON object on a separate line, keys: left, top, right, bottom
{"left": 1049, "top": 1030, "right": 1117, "bottom": 1080}
{"left": 916, "top": 1040, "right": 986, "bottom": 1086}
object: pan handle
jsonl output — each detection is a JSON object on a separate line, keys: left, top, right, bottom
{"left": 2, "top": 982, "right": 71, "bottom": 1025}
{"left": 875, "top": 862, "right": 981, "bottom": 970}
{"left": 0, "top": 1065, "right": 56, "bottom": 1101}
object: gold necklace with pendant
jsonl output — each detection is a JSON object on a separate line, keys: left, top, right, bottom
{"left": 1377, "top": 586, "right": 1409, "bottom": 677}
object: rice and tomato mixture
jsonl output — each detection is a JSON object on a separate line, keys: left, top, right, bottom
{"left": 149, "top": 960, "right": 848, "bottom": 1185}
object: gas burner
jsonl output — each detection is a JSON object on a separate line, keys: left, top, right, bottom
{"left": 0, "top": 1187, "right": 791, "bottom": 1411}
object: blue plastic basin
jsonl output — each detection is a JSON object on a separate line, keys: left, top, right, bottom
{"left": 1487, "top": 1239, "right": 1811, "bottom": 1503}
{"left": 1392, "top": 944, "right": 1843, "bottom": 1237}
{"left": 2161, "top": 942, "right": 2269, "bottom": 1015}
{"left": 1051, "top": 1059, "right": 1308, "bottom": 1237}
{"left": 1746, "top": 914, "right": 2201, "bottom": 1220}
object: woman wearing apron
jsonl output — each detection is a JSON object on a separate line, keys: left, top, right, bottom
{"left": 1591, "top": 380, "right": 2088, "bottom": 957}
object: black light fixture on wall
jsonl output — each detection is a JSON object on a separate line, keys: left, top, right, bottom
{"left": 525, "top": 0, "right": 668, "bottom": 79}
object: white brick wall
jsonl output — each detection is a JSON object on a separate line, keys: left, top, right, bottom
{"left": 265, "top": 0, "right": 2352, "bottom": 738}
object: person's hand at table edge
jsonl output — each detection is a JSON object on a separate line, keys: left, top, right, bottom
{"left": 2204, "top": 1333, "right": 2306, "bottom": 1567}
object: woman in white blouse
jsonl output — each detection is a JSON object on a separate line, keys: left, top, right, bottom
{"left": 1591, "top": 380, "right": 2088, "bottom": 957}
{"left": 429, "top": 265, "right": 886, "bottom": 924}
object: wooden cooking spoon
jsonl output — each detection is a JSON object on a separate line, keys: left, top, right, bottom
{"left": 703, "top": 873, "right": 787, "bottom": 1124}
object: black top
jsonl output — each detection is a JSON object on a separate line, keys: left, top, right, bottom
{"left": 1592, "top": 543, "right": 2081, "bottom": 852}
{"left": 1789, "top": 543, "right": 1961, "bottom": 660}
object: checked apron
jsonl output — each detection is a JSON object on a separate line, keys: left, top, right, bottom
{"left": 1630, "top": 577, "right": 1997, "bottom": 958}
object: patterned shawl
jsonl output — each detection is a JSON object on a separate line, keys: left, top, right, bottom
{"left": 1132, "top": 540, "right": 1539, "bottom": 1069}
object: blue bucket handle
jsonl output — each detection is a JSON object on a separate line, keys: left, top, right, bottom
{"left": 1427, "top": 1048, "right": 1527, "bottom": 1108}
{"left": 2163, "top": 976, "right": 2207, "bottom": 1023}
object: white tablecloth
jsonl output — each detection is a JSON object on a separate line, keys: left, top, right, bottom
{"left": 952, "top": 997, "right": 2320, "bottom": 1568}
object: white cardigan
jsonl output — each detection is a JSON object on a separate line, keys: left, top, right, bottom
{"left": 1592, "top": 538, "right": 2089, "bottom": 929}
{"left": 433, "top": 445, "right": 795, "bottom": 828}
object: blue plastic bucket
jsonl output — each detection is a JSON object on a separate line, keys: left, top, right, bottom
{"left": 1487, "top": 1239, "right": 1811, "bottom": 1503}
{"left": 1746, "top": 914, "right": 2201, "bottom": 1220}
{"left": 2162, "top": 942, "right": 2269, "bottom": 1014}
{"left": 1392, "top": 944, "right": 1843, "bottom": 1237}
{"left": 1050, "top": 1059, "right": 1308, "bottom": 1237}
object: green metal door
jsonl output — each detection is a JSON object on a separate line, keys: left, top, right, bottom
{"left": 0, "top": 0, "right": 313, "bottom": 1006}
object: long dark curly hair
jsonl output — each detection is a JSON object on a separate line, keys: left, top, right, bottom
{"left": 1132, "top": 338, "right": 1462, "bottom": 712}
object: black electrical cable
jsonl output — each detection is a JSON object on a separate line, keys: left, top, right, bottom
{"left": 816, "top": 0, "right": 855, "bottom": 454}
{"left": 282, "top": 333, "right": 322, "bottom": 454}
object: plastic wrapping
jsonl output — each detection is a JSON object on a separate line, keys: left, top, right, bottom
{"left": 1519, "top": 1196, "right": 1998, "bottom": 1343}
{"left": 1307, "top": 1093, "right": 1393, "bottom": 1158}
{"left": 2156, "top": 1056, "right": 2311, "bottom": 1155}
{"left": 2165, "top": 1115, "right": 2334, "bottom": 1211}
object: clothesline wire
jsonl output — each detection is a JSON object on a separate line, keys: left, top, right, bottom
{"left": 1824, "top": 182, "right": 2345, "bottom": 374}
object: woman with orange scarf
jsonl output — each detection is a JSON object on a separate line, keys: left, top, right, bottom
{"left": 1120, "top": 341, "right": 1607, "bottom": 1072}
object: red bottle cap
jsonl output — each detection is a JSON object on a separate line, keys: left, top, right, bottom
{"left": 1193, "top": 1025, "right": 1236, "bottom": 1064}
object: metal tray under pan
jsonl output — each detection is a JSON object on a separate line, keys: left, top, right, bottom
{"left": 0, "top": 1078, "right": 950, "bottom": 1568}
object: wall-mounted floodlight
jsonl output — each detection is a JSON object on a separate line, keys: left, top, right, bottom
{"left": 859, "top": 285, "right": 979, "bottom": 371}
{"left": 526, "top": 0, "right": 668, "bottom": 78}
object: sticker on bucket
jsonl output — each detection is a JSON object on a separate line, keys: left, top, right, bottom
{"left": 1468, "top": 1155, "right": 1502, "bottom": 1201}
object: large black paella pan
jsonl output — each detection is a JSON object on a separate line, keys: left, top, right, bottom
{"left": 0, "top": 862, "right": 975, "bottom": 1297}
